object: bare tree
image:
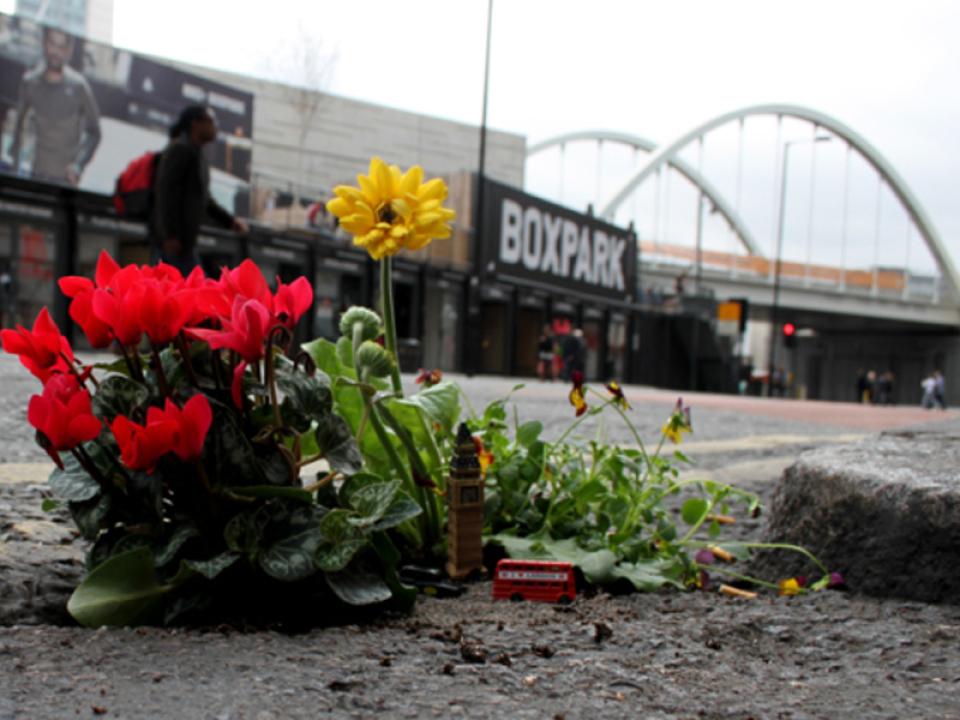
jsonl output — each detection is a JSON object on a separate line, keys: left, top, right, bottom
{"left": 259, "top": 28, "right": 338, "bottom": 218}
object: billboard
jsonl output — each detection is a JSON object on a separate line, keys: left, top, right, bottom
{"left": 479, "top": 177, "right": 638, "bottom": 302}
{"left": 0, "top": 12, "right": 253, "bottom": 214}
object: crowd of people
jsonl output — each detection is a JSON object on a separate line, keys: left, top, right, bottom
{"left": 855, "top": 369, "right": 897, "bottom": 405}
{"left": 855, "top": 368, "right": 948, "bottom": 409}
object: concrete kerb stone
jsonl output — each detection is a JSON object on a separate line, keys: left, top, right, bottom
{"left": 750, "top": 427, "right": 960, "bottom": 604}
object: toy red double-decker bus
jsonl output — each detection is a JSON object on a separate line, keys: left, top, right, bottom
{"left": 492, "top": 559, "right": 576, "bottom": 604}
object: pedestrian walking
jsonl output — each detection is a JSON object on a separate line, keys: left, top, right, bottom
{"left": 537, "top": 324, "right": 554, "bottom": 381}
{"left": 933, "top": 370, "right": 947, "bottom": 410}
{"left": 921, "top": 373, "right": 936, "bottom": 409}
{"left": 150, "top": 105, "right": 247, "bottom": 275}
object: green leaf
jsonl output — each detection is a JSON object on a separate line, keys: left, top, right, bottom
{"left": 320, "top": 508, "right": 364, "bottom": 543}
{"left": 348, "top": 479, "right": 400, "bottom": 525}
{"left": 324, "top": 569, "right": 392, "bottom": 606}
{"left": 276, "top": 365, "right": 333, "bottom": 432}
{"left": 207, "top": 401, "right": 269, "bottom": 487}
{"left": 610, "top": 558, "right": 686, "bottom": 592}
{"left": 255, "top": 448, "right": 295, "bottom": 486}
{"left": 41, "top": 498, "right": 59, "bottom": 512}
{"left": 516, "top": 420, "right": 543, "bottom": 448}
{"left": 302, "top": 337, "right": 356, "bottom": 382}
{"left": 223, "top": 512, "right": 261, "bottom": 556}
{"left": 314, "top": 413, "right": 363, "bottom": 475}
{"left": 372, "top": 493, "right": 421, "bottom": 531}
{"left": 681, "top": 498, "right": 709, "bottom": 526}
{"left": 259, "top": 525, "right": 326, "bottom": 581}
{"left": 91, "top": 375, "right": 150, "bottom": 422}
{"left": 315, "top": 539, "right": 367, "bottom": 572}
{"left": 48, "top": 453, "right": 100, "bottom": 502}
{"left": 69, "top": 494, "right": 112, "bottom": 540}
{"left": 67, "top": 547, "right": 177, "bottom": 627}
{"left": 397, "top": 381, "right": 460, "bottom": 434}
{"left": 185, "top": 552, "right": 242, "bottom": 580}
{"left": 155, "top": 524, "right": 200, "bottom": 567}
{"left": 338, "top": 472, "right": 386, "bottom": 507}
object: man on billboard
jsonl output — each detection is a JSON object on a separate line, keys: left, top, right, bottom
{"left": 150, "top": 105, "right": 247, "bottom": 274}
{"left": 10, "top": 26, "right": 102, "bottom": 185}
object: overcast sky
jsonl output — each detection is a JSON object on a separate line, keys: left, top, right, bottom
{"left": 11, "top": 0, "right": 960, "bottom": 274}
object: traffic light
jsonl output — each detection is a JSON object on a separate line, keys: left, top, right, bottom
{"left": 782, "top": 322, "right": 796, "bottom": 349}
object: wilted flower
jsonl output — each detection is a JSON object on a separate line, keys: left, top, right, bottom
{"left": 326, "top": 157, "right": 456, "bottom": 260}
{"left": 605, "top": 380, "right": 630, "bottom": 410}
{"left": 777, "top": 577, "right": 805, "bottom": 596}
{"left": 568, "top": 370, "right": 587, "bottom": 417}
{"left": 472, "top": 436, "right": 494, "bottom": 477}
{"left": 694, "top": 549, "right": 716, "bottom": 566}
{"left": 415, "top": 368, "right": 442, "bottom": 387}
{"left": 661, "top": 396, "right": 693, "bottom": 444}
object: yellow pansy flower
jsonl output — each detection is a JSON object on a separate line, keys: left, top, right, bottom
{"left": 326, "top": 157, "right": 456, "bottom": 260}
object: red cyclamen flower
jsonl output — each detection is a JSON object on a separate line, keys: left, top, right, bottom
{"left": 153, "top": 395, "right": 213, "bottom": 462}
{"left": 188, "top": 298, "right": 272, "bottom": 408}
{"left": 111, "top": 413, "right": 178, "bottom": 474}
{"left": 273, "top": 276, "right": 313, "bottom": 329}
{"left": 1, "top": 307, "right": 74, "bottom": 382}
{"left": 27, "top": 373, "right": 101, "bottom": 467}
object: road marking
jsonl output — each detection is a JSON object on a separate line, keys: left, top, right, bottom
{"left": 670, "top": 433, "right": 866, "bottom": 454}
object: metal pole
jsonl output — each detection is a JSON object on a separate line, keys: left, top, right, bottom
{"left": 477, "top": 0, "right": 493, "bottom": 189}
{"left": 766, "top": 141, "right": 791, "bottom": 396}
{"left": 694, "top": 136, "right": 704, "bottom": 294}
{"left": 840, "top": 145, "right": 851, "bottom": 290}
{"left": 872, "top": 174, "right": 882, "bottom": 296}
{"left": 804, "top": 125, "right": 818, "bottom": 286}
{"left": 465, "top": 0, "right": 494, "bottom": 377}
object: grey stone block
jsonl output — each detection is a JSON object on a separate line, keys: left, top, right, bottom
{"left": 750, "top": 429, "right": 960, "bottom": 603}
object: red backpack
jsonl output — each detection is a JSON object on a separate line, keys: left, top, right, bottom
{"left": 113, "top": 151, "right": 161, "bottom": 219}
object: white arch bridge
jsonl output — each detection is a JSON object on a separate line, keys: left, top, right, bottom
{"left": 525, "top": 104, "right": 960, "bottom": 329}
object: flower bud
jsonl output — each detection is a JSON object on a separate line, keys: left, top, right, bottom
{"left": 357, "top": 340, "right": 393, "bottom": 378}
{"left": 339, "top": 307, "right": 381, "bottom": 342}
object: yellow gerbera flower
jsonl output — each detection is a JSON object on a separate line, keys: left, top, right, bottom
{"left": 326, "top": 157, "right": 456, "bottom": 260}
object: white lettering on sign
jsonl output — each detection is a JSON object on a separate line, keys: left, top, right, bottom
{"left": 208, "top": 91, "right": 246, "bottom": 116}
{"left": 522, "top": 206, "right": 542, "bottom": 270}
{"left": 501, "top": 198, "right": 523, "bottom": 264}
{"left": 498, "top": 196, "right": 629, "bottom": 292}
{"left": 497, "top": 570, "right": 568, "bottom": 582}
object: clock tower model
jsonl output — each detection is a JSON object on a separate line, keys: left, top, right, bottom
{"left": 446, "top": 423, "right": 486, "bottom": 580}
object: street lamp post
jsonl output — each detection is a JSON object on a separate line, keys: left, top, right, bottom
{"left": 765, "top": 134, "right": 830, "bottom": 397}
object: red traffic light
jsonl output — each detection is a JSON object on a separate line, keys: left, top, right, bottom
{"left": 782, "top": 322, "right": 796, "bottom": 337}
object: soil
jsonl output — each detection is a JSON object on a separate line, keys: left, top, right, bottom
{"left": 2, "top": 583, "right": 959, "bottom": 719}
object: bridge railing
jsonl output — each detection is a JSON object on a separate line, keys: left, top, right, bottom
{"left": 639, "top": 241, "right": 942, "bottom": 303}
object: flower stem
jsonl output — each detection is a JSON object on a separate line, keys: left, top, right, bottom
{"left": 380, "top": 257, "right": 404, "bottom": 397}
{"left": 117, "top": 343, "right": 144, "bottom": 383}
{"left": 176, "top": 332, "right": 200, "bottom": 388}
{"left": 738, "top": 541, "right": 829, "bottom": 575}
{"left": 150, "top": 344, "right": 170, "bottom": 398}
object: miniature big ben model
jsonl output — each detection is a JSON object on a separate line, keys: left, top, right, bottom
{"left": 446, "top": 423, "right": 485, "bottom": 580}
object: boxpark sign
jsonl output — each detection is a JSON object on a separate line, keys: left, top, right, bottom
{"left": 480, "top": 179, "right": 637, "bottom": 301}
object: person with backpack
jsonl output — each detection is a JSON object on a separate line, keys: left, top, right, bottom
{"left": 149, "top": 105, "right": 247, "bottom": 274}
